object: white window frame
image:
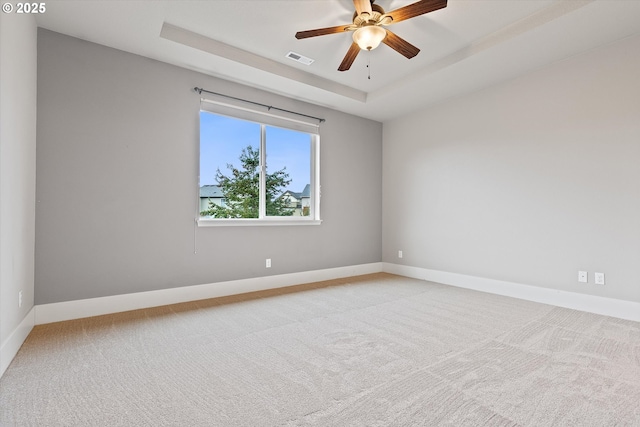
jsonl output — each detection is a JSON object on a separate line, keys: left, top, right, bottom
{"left": 197, "top": 98, "right": 321, "bottom": 227}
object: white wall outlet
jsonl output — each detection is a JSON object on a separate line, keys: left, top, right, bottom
{"left": 18, "top": 290, "right": 23, "bottom": 308}
{"left": 266, "top": 258, "right": 271, "bottom": 268}
{"left": 578, "top": 271, "right": 588, "bottom": 283}
{"left": 398, "top": 250, "right": 403, "bottom": 259}
{"left": 595, "top": 272, "right": 605, "bottom": 285}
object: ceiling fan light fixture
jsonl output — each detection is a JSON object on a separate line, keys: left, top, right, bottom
{"left": 295, "top": 0, "right": 447, "bottom": 71}
{"left": 352, "top": 25, "right": 386, "bottom": 51}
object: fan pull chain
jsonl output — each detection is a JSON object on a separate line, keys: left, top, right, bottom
{"left": 367, "top": 51, "right": 371, "bottom": 80}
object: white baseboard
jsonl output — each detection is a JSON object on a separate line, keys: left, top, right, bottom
{"left": 383, "top": 263, "right": 640, "bottom": 322}
{"left": 1, "top": 307, "right": 35, "bottom": 378}
{"left": 27, "top": 260, "right": 639, "bottom": 345}
{"left": 35, "top": 263, "right": 383, "bottom": 325}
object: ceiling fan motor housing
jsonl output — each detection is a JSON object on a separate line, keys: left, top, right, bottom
{"left": 353, "top": 3, "right": 386, "bottom": 25}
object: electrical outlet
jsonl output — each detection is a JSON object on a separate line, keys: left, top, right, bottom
{"left": 578, "top": 271, "right": 588, "bottom": 283}
{"left": 595, "top": 272, "right": 605, "bottom": 285}
{"left": 266, "top": 258, "right": 271, "bottom": 268}
{"left": 18, "top": 290, "right": 23, "bottom": 308}
{"left": 398, "top": 250, "right": 403, "bottom": 259}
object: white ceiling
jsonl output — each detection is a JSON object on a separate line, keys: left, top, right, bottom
{"left": 35, "top": 0, "right": 640, "bottom": 122}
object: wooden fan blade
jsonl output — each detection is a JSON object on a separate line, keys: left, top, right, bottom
{"left": 354, "top": 0, "right": 373, "bottom": 16}
{"left": 295, "top": 25, "right": 351, "bottom": 39}
{"left": 338, "top": 42, "right": 361, "bottom": 71}
{"left": 383, "top": 30, "right": 420, "bottom": 59}
{"left": 386, "top": 0, "right": 447, "bottom": 24}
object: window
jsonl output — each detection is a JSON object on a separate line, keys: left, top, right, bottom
{"left": 198, "top": 98, "right": 320, "bottom": 226}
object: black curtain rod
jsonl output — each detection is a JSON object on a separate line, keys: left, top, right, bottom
{"left": 194, "top": 87, "right": 325, "bottom": 123}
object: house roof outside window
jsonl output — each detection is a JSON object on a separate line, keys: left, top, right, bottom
{"left": 199, "top": 185, "right": 224, "bottom": 198}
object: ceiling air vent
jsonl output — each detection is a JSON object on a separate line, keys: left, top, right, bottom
{"left": 286, "top": 51, "right": 314, "bottom": 65}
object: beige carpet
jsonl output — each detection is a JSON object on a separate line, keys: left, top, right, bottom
{"left": 1, "top": 273, "right": 639, "bottom": 426}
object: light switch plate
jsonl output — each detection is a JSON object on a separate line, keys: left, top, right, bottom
{"left": 578, "top": 271, "right": 587, "bottom": 283}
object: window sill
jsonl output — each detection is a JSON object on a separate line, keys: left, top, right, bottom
{"left": 197, "top": 218, "right": 322, "bottom": 227}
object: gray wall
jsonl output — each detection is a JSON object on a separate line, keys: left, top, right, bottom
{"left": 383, "top": 33, "right": 640, "bottom": 303}
{"left": 36, "top": 30, "right": 382, "bottom": 305}
{"left": 0, "top": 14, "right": 37, "bottom": 357}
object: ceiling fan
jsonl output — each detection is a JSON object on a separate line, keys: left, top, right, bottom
{"left": 295, "top": 0, "right": 447, "bottom": 71}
